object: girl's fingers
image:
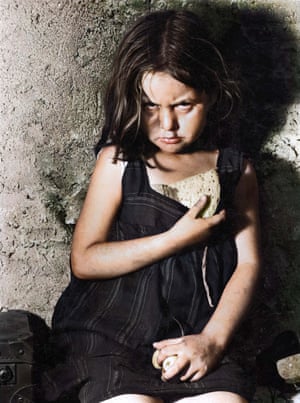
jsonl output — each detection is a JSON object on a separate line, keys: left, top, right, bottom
{"left": 157, "top": 346, "right": 180, "bottom": 364}
{"left": 189, "top": 195, "right": 208, "bottom": 217}
{"left": 188, "top": 196, "right": 225, "bottom": 225}
{"left": 189, "top": 371, "right": 204, "bottom": 382}
{"left": 161, "top": 355, "right": 187, "bottom": 381}
{"left": 153, "top": 337, "right": 183, "bottom": 349}
{"left": 153, "top": 338, "right": 184, "bottom": 369}
{"left": 180, "top": 362, "right": 207, "bottom": 382}
{"left": 208, "top": 209, "right": 226, "bottom": 225}
{"left": 153, "top": 337, "right": 213, "bottom": 383}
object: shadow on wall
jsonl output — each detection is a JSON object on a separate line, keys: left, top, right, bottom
{"left": 184, "top": 1, "right": 300, "bottom": 153}
{"left": 184, "top": 1, "right": 300, "bottom": 353}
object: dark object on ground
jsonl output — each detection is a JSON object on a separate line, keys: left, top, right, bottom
{"left": 0, "top": 309, "right": 50, "bottom": 403}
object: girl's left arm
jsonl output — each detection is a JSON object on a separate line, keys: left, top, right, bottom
{"left": 154, "top": 159, "right": 261, "bottom": 382}
{"left": 201, "top": 158, "right": 261, "bottom": 349}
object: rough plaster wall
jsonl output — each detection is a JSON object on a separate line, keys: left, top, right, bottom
{"left": 0, "top": 0, "right": 149, "bottom": 324}
{"left": 0, "top": 0, "right": 299, "bottom": 351}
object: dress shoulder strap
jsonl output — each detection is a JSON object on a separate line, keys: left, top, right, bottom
{"left": 217, "top": 147, "right": 244, "bottom": 174}
{"left": 216, "top": 148, "right": 245, "bottom": 212}
{"left": 121, "top": 160, "right": 145, "bottom": 195}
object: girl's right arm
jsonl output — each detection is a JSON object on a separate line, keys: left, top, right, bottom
{"left": 71, "top": 146, "right": 225, "bottom": 280}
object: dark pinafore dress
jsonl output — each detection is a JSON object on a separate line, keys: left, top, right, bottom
{"left": 42, "top": 148, "right": 255, "bottom": 403}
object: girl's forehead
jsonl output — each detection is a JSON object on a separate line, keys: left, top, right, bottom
{"left": 141, "top": 71, "right": 199, "bottom": 101}
{"left": 142, "top": 71, "right": 186, "bottom": 89}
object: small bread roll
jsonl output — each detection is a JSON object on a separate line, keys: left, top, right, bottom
{"left": 152, "top": 350, "right": 178, "bottom": 373}
{"left": 152, "top": 350, "right": 162, "bottom": 369}
{"left": 162, "top": 355, "right": 178, "bottom": 372}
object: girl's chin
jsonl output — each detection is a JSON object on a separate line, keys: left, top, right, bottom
{"left": 157, "top": 143, "right": 186, "bottom": 154}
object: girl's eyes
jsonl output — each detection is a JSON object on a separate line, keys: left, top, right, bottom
{"left": 176, "top": 102, "right": 192, "bottom": 110}
{"left": 142, "top": 102, "right": 193, "bottom": 111}
{"left": 143, "top": 102, "right": 158, "bottom": 111}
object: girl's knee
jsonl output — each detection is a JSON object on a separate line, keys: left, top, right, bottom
{"left": 102, "top": 394, "right": 163, "bottom": 403}
{"left": 174, "top": 391, "right": 248, "bottom": 403}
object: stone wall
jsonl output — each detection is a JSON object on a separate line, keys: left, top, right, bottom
{"left": 0, "top": 0, "right": 299, "bottom": 353}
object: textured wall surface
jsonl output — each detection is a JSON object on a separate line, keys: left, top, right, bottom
{"left": 0, "top": 0, "right": 148, "bottom": 323}
{"left": 0, "top": 0, "right": 299, "bottom": 365}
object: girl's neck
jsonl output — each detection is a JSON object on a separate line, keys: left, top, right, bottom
{"left": 147, "top": 149, "right": 219, "bottom": 185}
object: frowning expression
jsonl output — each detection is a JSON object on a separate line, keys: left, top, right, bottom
{"left": 141, "top": 71, "right": 210, "bottom": 153}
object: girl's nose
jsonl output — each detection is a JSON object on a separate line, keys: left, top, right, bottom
{"left": 159, "top": 108, "right": 178, "bottom": 131}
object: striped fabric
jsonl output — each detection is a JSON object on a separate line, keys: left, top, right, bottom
{"left": 42, "top": 148, "right": 255, "bottom": 403}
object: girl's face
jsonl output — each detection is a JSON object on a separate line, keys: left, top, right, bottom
{"left": 141, "top": 71, "right": 210, "bottom": 154}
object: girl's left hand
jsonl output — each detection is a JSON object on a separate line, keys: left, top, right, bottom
{"left": 152, "top": 333, "right": 224, "bottom": 382}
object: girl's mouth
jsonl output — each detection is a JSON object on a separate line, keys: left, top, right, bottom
{"left": 159, "top": 137, "right": 182, "bottom": 144}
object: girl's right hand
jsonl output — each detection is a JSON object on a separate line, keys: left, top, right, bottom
{"left": 168, "top": 196, "right": 225, "bottom": 248}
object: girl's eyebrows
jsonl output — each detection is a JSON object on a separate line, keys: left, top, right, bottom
{"left": 141, "top": 89, "right": 202, "bottom": 105}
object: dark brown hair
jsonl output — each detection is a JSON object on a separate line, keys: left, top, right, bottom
{"left": 95, "top": 9, "right": 239, "bottom": 160}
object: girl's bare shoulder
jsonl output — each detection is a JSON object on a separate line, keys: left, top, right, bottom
{"left": 89, "top": 145, "right": 125, "bottom": 190}
{"left": 96, "top": 144, "right": 117, "bottom": 161}
{"left": 95, "top": 145, "right": 124, "bottom": 168}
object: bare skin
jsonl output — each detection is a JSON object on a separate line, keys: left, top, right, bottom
{"left": 103, "top": 392, "right": 247, "bottom": 403}
{"left": 71, "top": 72, "right": 261, "bottom": 403}
{"left": 101, "top": 392, "right": 247, "bottom": 403}
{"left": 174, "top": 392, "right": 248, "bottom": 402}
{"left": 102, "top": 395, "right": 163, "bottom": 403}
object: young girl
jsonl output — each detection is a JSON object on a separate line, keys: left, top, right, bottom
{"left": 43, "top": 9, "right": 261, "bottom": 403}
